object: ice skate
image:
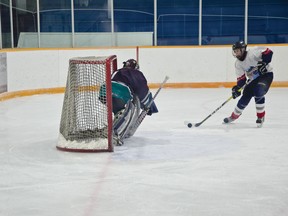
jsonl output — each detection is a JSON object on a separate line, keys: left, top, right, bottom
{"left": 112, "top": 132, "right": 124, "bottom": 146}
{"left": 223, "top": 116, "right": 236, "bottom": 124}
{"left": 223, "top": 112, "right": 239, "bottom": 124}
{"left": 256, "top": 117, "right": 265, "bottom": 128}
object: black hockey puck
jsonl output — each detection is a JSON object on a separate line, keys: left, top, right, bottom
{"left": 187, "top": 123, "right": 192, "bottom": 128}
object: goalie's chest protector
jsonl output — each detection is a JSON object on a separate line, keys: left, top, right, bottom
{"left": 112, "top": 68, "right": 150, "bottom": 101}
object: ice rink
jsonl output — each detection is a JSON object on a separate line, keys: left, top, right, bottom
{"left": 1, "top": 88, "right": 288, "bottom": 216}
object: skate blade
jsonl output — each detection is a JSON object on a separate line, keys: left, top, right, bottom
{"left": 222, "top": 121, "right": 234, "bottom": 125}
{"left": 113, "top": 137, "right": 124, "bottom": 146}
{"left": 257, "top": 123, "right": 263, "bottom": 128}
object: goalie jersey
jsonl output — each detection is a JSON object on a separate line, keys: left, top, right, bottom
{"left": 111, "top": 67, "right": 158, "bottom": 115}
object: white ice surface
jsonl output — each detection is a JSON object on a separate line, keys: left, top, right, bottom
{"left": 0, "top": 88, "right": 288, "bottom": 216}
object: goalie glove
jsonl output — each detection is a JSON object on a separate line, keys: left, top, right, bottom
{"left": 257, "top": 61, "right": 268, "bottom": 75}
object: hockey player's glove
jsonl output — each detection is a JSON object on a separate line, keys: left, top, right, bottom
{"left": 257, "top": 61, "right": 268, "bottom": 75}
{"left": 232, "top": 85, "right": 241, "bottom": 99}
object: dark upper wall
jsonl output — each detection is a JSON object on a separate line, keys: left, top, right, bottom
{"left": 1, "top": 0, "right": 287, "bottom": 47}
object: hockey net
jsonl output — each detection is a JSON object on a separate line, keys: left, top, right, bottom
{"left": 57, "top": 55, "right": 117, "bottom": 152}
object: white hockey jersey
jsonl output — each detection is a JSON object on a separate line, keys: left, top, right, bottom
{"left": 235, "top": 46, "right": 273, "bottom": 81}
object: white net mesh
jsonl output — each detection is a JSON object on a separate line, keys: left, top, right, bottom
{"left": 57, "top": 56, "right": 117, "bottom": 152}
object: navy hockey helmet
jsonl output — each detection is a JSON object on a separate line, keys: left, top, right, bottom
{"left": 232, "top": 41, "right": 247, "bottom": 61}
{"left": 123, "top": 59, "right": 139, "bottom": 70}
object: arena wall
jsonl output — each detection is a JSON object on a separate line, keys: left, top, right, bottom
{"left": 0, "top": 44, "right": 287, "bottom": 100}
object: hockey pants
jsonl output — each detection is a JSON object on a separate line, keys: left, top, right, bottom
{"left": 236, "top": 72, "right": 273, "bottom": 111}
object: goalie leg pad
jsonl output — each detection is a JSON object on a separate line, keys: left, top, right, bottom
{"left": 113, "top": 101, "right": 133, "bottom": 134}
{"left": 113, "top": 97, "right": 141, "bottom": 144}
{"left": 113, "top": 100, "right": 135, "bottom": 144}
{"left": 122, "top": 97, "right": 141, "bottom": 139}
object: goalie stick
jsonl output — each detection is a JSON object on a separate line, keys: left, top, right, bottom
{"left": 186, "top": 67, "right": 259, "bottom": 128}
{"left": 126, "top": 76, "right": 169, "bottom": 137}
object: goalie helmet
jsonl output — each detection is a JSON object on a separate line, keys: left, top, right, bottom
{"left": 232, "top": 41, "right": 247, "bottom": 61}
{"left": 123, "top": 59, "right": 139, "bottom": 70}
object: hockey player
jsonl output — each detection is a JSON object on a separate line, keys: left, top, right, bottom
{"left": 223, "top": 41, "right": 274, "bottom": 127}
{"left": 109, "top": 59, "right": 158, "bottom": 145}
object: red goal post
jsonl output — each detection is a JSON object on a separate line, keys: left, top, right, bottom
{"left": 57, "top": 55, "right": 117, "bottom": 152}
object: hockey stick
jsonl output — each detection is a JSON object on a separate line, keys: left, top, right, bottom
{"left": 186, "top": 69, "right": 259, "bottom": 128}
{"left": 127, "top": 76, "right": 169, "bottom": 136}
{"left": 185, "top": 95, "right": 235, "bottom": 128}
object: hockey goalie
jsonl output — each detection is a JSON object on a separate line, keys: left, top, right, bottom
{"left": 100, "top": 59, "right": 158, "bottom": 145}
